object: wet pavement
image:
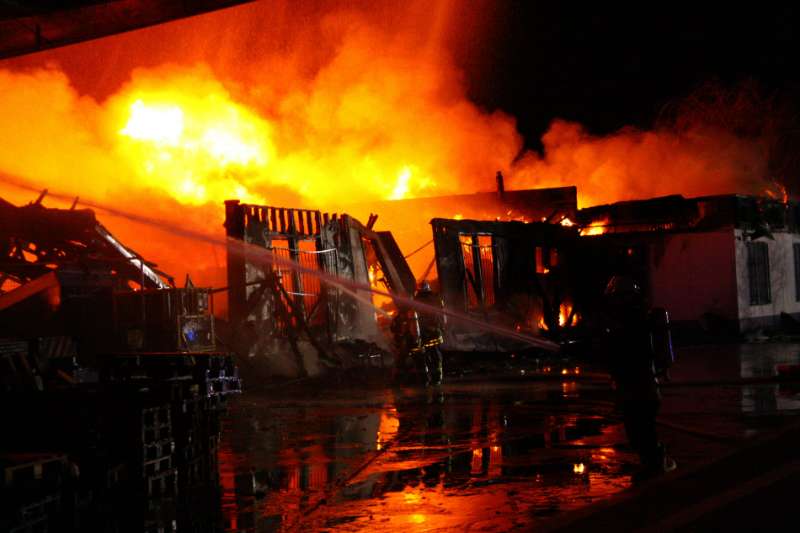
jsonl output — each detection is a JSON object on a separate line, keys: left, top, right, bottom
{"left": 218, "top": 343, "right": 800, "bottom": 532}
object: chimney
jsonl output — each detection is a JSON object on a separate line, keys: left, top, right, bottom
{"left": 496, "top": 171, "right": 505, "bottom": 200}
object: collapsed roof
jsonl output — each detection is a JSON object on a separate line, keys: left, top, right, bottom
{"left": 578, "top": 194, "right": 800, "bottom": 235}
{"left": 0, "top": 195, "right": 171, "bottom": 297}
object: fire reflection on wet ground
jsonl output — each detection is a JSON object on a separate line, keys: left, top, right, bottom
{"left": 218, "top": 380, "right": 635, "bottom": 532}
{"left": 217, "top": 343, "right": 800, "bottom": 532}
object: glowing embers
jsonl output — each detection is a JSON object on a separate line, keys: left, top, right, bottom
{"left": 539, "top": 364, "right": 581, "bottom": 376}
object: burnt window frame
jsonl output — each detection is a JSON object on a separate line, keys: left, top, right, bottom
{"left": 746, "top": 241, "right": 771, "bottom": 306}
{"left": 267, "top": 235, "right": 335, "bottom": 330}
{"left": 458, "top": 232, "right": 497, "bottom": 312}
{"left": 534, "top": 245, "right": 559, "bottom": 275}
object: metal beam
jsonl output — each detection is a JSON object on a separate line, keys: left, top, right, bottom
{"left": 0, "top": 0, "right": 256, "bottom": 60}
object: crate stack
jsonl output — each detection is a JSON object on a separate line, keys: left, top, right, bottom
{"left": 0, "top": 454, "right": 67, "bottom": 532}
{"left": 170, "top": 384, "right": 222, "bottom": 490}
{"left": 203, "top": 355, "right": 242, "bottom": 403}
{"left": 139, "top": 402, "right": 178, "bottom": 499}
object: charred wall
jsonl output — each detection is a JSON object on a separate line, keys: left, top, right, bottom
{"left": 431, "top": 217, "right": 579, "bottom": 351}
{"left": 224, "top": 200, "right": 414, "bottom": 377}
{"left": 577, "top": 194, "right": 800, "bottom": 334}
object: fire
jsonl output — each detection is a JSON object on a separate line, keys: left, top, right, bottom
{"left": 113, "top": 82, "right": 272, "bottom": 206}
{"left": 764, "top": 180, "right": 789, "bottom": 204}
{"left": 120, "top": 100, "right": 184, "bottom": 145}
{"left": 0, "top": 2, "right": 780, "bottom": 295}
{"left": 505, "top": 210, "right": 528, "bottom": 223}
{"left": 0, "top": 1, "right": 510, "bottom": 225}
{"left": 580, "top": 217, "right": 609, "bottom": 236}
{"left": 538, "top": 301, "right": 580, "bottom": 331}
{"left": 390, "top": 167, "right": 413, "bottom": 200}
{"left": 375, "top": 407, "right": 399, "bottom": 451}
{"left": 559, "top": 302, "right": 579, "bottom": 327}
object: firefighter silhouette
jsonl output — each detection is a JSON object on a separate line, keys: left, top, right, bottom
{"left": 413, "top": 281, "right": 445, "bottom": 386}
{"left": 601, "top": 275, "right": 676, "bottom": 477}
{"left": 390, "top": 305, "right": 424, "bottom": 383}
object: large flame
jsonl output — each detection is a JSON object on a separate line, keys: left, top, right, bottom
{"left": 0, "top": 1, "right": 778, "bottom": 304}
{"left": 112, "top": 73, "right": 275, "bottom": 205}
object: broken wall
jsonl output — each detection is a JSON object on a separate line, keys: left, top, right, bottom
{"left": 431, "top": 217, "right": 579, "bottom": 352}
{"left": 224, "top": 200, "right": 411, "bottom": 377}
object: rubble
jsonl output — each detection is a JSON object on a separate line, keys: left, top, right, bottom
{"left": 0, "top": 194, "right": 240, "bottom": 531}
{"left": 224, "top": 200, "right": 415, "bottom": 378}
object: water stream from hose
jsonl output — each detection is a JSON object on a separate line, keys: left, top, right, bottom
{"left": 0, "top": 174, "right": 560, "bottom": 352}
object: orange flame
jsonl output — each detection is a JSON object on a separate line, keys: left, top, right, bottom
{"left": 0, "top": 2, "right": 778, "bottom": 293}
{"left": 537, "top": 301, "right": 580, "bottom": 331}
{"left": 764, "top": 180, "right": 789, "bottom": 204}
{"left": 580, "top": 217, "right": 610, "bottom": 236}
{"left": 115, "top": 88, "right": 272, "bottom": 206}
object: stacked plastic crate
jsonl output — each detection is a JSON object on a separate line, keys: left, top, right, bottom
{"left": 170, "top": 382, "right": 221, "bottom": 489}
{"left": 140, "top": 402, "right": 177, "bottom": 498}
{"left": 0, "top": 454, "right": 67, "bottom": 532}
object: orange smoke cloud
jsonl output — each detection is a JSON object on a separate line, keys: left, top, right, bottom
{"left": 510, "top": 118, "right": 770, "bottom": 207}
{"left": 0, "top": 1, "right": 777, "bottom": 296}
{"left": 0, "top": 12, "right": 520, "bottom": 207}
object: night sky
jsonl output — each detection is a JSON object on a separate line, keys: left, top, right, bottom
{"left": 458, "top": 1, "right": 800, "bottom": 151}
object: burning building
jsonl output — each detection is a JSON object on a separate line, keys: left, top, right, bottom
{"left": 430, "top": 217, "right": 579, "bottom": 352}
{"left": 345, "top": 183, "right": 577, "bottom": 352}
{"left": 221, "top": 184, "right": 576, "bottom": 366}
{"left": 224, "top": 199, "right": 416, "bottom": 378}
{"left": 578, "top": 194, "right": 800, "bottom": 333}
{"left": 345, "top": 182, "right": 578, "bottom": 279}
{"left": 1, "top": 0, "right": 795, "bottom": 529}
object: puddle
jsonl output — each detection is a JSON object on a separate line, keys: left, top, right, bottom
{"left": 219, "top": 381, "right": 634, "bottom": 531}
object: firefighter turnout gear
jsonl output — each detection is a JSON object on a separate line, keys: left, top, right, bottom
{"left": 601, "top": 275, "right": 676, "bottom": 477}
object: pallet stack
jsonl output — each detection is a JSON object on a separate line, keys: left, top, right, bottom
{"left": 0, "top": 453, "right": 67, "bottom": 532}
{"left": 170, "top": 386, "right": 221, "bottom": 490}
{"left": 139, "top": 402, "right": 178, "bottom": 499}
